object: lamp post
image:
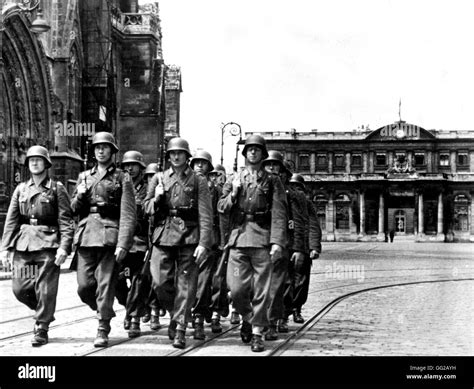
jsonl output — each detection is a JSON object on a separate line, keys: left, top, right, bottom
{"left": 220, "top": 121, "right": 242, "bottom": 172}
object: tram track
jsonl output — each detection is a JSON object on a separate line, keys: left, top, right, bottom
{"left": 268, "top": 277, "right": 474, "bottom": 356}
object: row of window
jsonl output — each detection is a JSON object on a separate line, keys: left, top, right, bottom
{"left": 296, "top": 151, "right": 470, "bottom": 170}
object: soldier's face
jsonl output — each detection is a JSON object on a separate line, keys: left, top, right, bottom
{"left": 146, "top": 174, "right": 154, "bottom": 185}
{"left": 94, "top": 144, "right": 113, "bottom": 164}
{"left": 193, "top": 159, "right": 210, "bottom": 175}
{"left": 264, "top": 161, "right": 281, "bottom": 174}
{"left": 123, "top": 163, "right": 142, "bottom": 179}
{"left": 246, "top": 146, "right": 263, "bottom": 164}
{"left": 169, "top": 150, "right": 187, "bottom": 168}
{"left": 28, "top": 157, "right": 46, "bottom": 175}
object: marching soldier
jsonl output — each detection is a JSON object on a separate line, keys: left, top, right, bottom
{"left": 217, "top": 135, "right": 287, "bottom": 352}
{"left": 0, "top": 145, "right": 74, "bottom": 346}
{"left": 287, "top": 173, "right": 322, "bottom": 324}
{"left": 262, "top": 151, "right": 306, "bottom": 340}
{"left": 70, "top": 132, "right": 136, "bottom": 347}
{"left": 189, "top": 150, "right": 220, "bottom": 339}
{"left": 144, "top": 137, "right": 213, "bottom": 349}
{"left": 115, "top": 150, "right": 150, "bottom": 338}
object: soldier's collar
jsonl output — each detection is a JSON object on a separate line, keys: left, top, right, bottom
{"left": 27, "top": 176, "right": 51, "bottom": 188}
{"left": 169, "top": 165, "right": 191, "bottom": 177}
{"left": 241, "top": 167, "right": 265, "bottom": 180}
{"left": 91, "top": 163, "right": 116, "bottom": 175}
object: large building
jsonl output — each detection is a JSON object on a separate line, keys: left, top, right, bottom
{"left": 0, "top": 0, "right": 181, "bottom": 234}
{"left": 248, "top": 121, "right": 474, "bottom": 242}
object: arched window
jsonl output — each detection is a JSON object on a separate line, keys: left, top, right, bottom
{"left": 454, "top": 194, "right": 469, "bottom": 232}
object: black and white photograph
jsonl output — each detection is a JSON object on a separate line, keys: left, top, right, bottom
{"left": 0, "top": 0, "right": 473, "bottom": 387}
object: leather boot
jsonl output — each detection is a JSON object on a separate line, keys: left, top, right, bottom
{"left": 173, "top": 329, "right": 186, "bottom": 349}
{"left": 251, "top": 334, "right": 265, "bottom": 352}
{"left": 150, "top": 315, "right": 161, "bottom": 331}
{"left": 264, "top": 325, "right": 278, "bottom": 341}
{"left": 31, "top": 323, "right": 48, "bottom": 347}
{"left": 240, "top": 321, "right": 252, "bottom": 344}
{"left": 123, "top": 315, "right": 131, "bottom": 330}
{"left": 293, "top": 309, "right": 304, "bottom": 323}
{"left": 211, "top": 317, "right": 222, "bottom": 333}
{"left": 128, "top": 318, "right": 141, "bottom": 338}
{"left": 194, "top": 316, "right": 205, "bottom": 340}
{"left": 94, "top": 319, "right": 110, "bottom": 347}
{"left": 168, "top": 320, "right": 177, "bottom": 340}
{"left": 141, "top": 312, "right": 151, "bottom": 323}
{"left": 230, "top": 311, "right": 241, "bottom": 325}
{"left": 277, "top": 318, "right": 289, "bottom": 333}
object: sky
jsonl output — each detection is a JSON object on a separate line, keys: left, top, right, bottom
{"left": 143, "top": 0, "right": 474, "bottom": 171}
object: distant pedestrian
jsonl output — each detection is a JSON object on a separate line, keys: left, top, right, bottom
{"left": 389, "top": 230, "right": 395, "bottom": 242}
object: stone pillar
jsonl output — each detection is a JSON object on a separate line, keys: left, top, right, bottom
{"left": 418, "top": 192, "right": 424, "bottom": 236}
{"left": 345, "top": 152, "right": 351, "bottom": 174}
{"left": 363, "top": 152, "right": 368, "bottom": 173}
{"left": 358, "top": 191, "right": 366, "bottom": 239}
{"left": 377, "top": 192, "right": 385, "bottom": 241}
{"left": 328, "top": 152, "right": 334, "bottom": 174}
{"left": 326, "top": 192, "right": 335, "bottom": 241}
{"left": 436, "top": 192, "right": 445, "bottom": 241}
{"left": 310, "top": 153, "right": 316, "bottom": 173}
{"left": 450, "top": 151, "right": 457, "bottom": 174}
{"left": 470, "top": 200, "right": 474, "bottom": 242}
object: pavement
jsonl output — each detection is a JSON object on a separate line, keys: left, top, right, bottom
{"left": 0, "top": 242, "right": 473, "bottom": 357}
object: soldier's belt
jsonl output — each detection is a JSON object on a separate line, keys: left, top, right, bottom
{"left": 21, "top": 219, "right": 58, "bottom": 232}
{"left": 167, "top": 207, "right": 198, "bottom": 221}
{"left": 239, "top": 211, "right": 270, "bottom": 222}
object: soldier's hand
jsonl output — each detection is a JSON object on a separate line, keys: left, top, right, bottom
{"left": 231, "top": 175, "right": 241, "bottom": 197}
{"left": 115, "top": 247, "right": 128, "bottom": 263}
{"left": 270, "top": 244, "right": 283, "bottom": 262}
{"left": 310, "top": 250, "right": 319, "bottom": 260}
{"left": 291, "top": 251, "right": 305, "bottom": 268}
{"left": 54, "top": 248, "right": 68, "bottom": 266}
{"left": 193, "top": 245, "right": 208, "bottom": 265}
{"left": 1, "top": 250, "right": 12, "bottom": 270}
{"left": 76, "top": 182, "right": 87, "bottom": 198}
{"left": 155, "top": 183, "right": 164, "bottom": 200}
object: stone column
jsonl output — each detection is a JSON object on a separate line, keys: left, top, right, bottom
{"left": 328, "top": 152, "right": 334, "bottom": 174}
{"left": 345, "top": 152, "right": 351, "bottom": 174}
{"left": 327, "top": 192, "right": 335, "bottom": 241}
{"left": 436, "top": 192, "right": 445, "bottom": 241}
{"left": 363, "top": 152, "right": 368, "bottom": 173}
{"left": 377, "top": 192, "right": 385, "bottom": 241}
{"left": 450, "top": 151, "right": 457, "bottom": 174}
{"left": 418, "top": 192, "right": 424, "bottom": 236}
{"left": 359, "top": 191, "right": 366, "bottom": 239}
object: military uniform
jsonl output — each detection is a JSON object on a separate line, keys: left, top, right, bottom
{"left": 144, "top": 165, "right": 213, "bottom": 332}
{"left": 71, "top": 164, "right": 136, "bottom": 324}
{"left": 1, "top": 177, "right": 74, "bottom": 329}
{"left": 217, "top": 167, "right": 287, "bottom": 330}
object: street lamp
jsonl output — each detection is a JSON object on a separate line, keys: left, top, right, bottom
{"left": 220, "top": 121, "right": 242, "bottom": 172}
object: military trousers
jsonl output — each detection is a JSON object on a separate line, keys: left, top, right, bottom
{"left": 116, "top": 252, "right": 145, "bottom": 308}
{"left": 284, "top": 253, "right": 312, "bottom": 316}
{"left": 267, "top": 249, "right": 290, "bottom": 325}
{"left": 11, "top": 249, "right": 59, "bottom": 326}
{"left": 149, "top": 245, "right": 198, "bottom": 326}
{"left": 192, "top": 248, "right": 218, "bottom": 319}
{"left": 210, "top": 248, "right": 229, "bottom": 317}
{"left": 76, "top": 247, "right": 118, "bottom": 320}
{"left": 226, "top": 247, "right": 272, "bottom": 327}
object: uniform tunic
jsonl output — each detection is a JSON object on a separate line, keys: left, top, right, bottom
{"left": 1, "top": 177, "right": 74, "bottom": 325}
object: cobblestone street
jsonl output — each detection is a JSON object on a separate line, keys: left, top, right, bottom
{"left": 0, "top": 242, "right": 473, "bottom": 357}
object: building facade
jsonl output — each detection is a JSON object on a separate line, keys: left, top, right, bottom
{"left": 0, "top": 0, "right": 181, "bottom": 234}
{"left": 248, "top": 121, "right": 474, "bottom": 242}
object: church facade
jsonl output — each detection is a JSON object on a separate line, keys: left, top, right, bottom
{"left": 250, "top": 122, "right": 474, "bottom": 242}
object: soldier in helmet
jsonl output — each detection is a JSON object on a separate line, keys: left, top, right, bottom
{"left": 285, "top": 173, "right": 322, "bottom": 325}
{"left": 144, "top": 137, "right": 213, "bottom": 349}
{"left": 261, "top": 151, "right": 306, "bottom": 341}
{"left": 0, "top": 145, "right": 74, "bottom": 346}
{"left": 114, "top": 150, "right": 151, "bottom": 338}
{"left": 217, "top": 135, "right": 287, "bottom": 352}
{"left": 189, "top": 150, "right": 222, "bottom": 338}
{"left": 70, "top": 132, "right": 136, "bottom": 347}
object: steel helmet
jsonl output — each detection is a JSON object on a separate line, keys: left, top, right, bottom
{"left": 241, "top": 134, "right": 268, "bottom": 159}
{"left": 144, "top": 162, "right": 159, "bottom": 176}
{"left": 190, "top": 150, "right": 214, "bottom": 171}
{"left": 92, "top": 131, "right": 119, "bottom": 153}
{"left": 121, "top": 150, "right": 146, "bottom": 168}
{"left": 289, "top": 173, "right": 305, "bottom": 188}
{"left": 210, "top": 163, "right": 226, "bottom": 175}
{"left": 25, "top": 145, "right": 52, "bottom": 168}
{"left": 263, "top": 150, "right": 284, "bottom": 165}
{"left": 166, "top": 137, "right": 191, "bottom": 158}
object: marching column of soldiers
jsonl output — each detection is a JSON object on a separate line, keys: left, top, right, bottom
{"left": 0, "top": 132, "right": 322, "bottom": 352}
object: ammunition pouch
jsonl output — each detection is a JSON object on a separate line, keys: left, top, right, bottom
{"left": 89, "top": 202, "right": 120, "bottom": 220}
